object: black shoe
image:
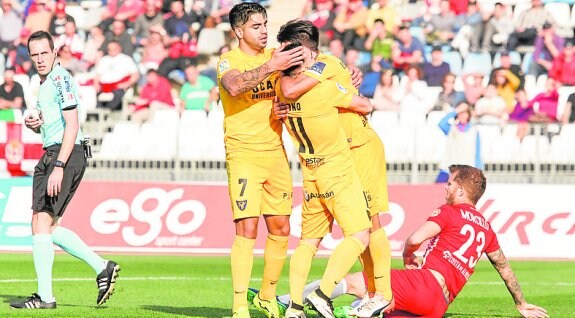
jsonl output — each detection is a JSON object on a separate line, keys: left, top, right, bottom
{"left": 96, "top": 260, "right": 121, "bottom": 306}
{"left": 10, "top": 293, "right": 56, "bottom": 309}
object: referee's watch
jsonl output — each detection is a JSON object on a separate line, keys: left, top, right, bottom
{"left": 54, "top": 160, "right": 66, "bottom": 168}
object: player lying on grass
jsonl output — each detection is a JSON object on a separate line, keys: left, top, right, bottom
{"left": 250, "top": 165, "right": 548, "bottom": 318}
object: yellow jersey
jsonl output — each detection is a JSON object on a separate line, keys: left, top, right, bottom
{"left": 303, "top": 53, "right": 377, "bottom": 149}
{"left": 217, "top": 47, "right": 283, "bottom": 157}
{"left": 278, "top": 79, "right": 354, "bottom": 179}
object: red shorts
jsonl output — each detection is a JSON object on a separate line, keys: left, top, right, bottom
{"left": 388, "top": 269, "right": 449, "bottom": 318}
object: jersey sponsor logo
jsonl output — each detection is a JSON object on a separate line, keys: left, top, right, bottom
{"left": 442, "top": 250, "right": 471, "bottom": 280}
{"left": 431, "top": 209, "right": 441, "bottom": 217}
{"left": 251, "top": 80, "right": 276, "bottom": 100}
{"left": 56, "top": 79, "right": 65, "bottom": 104}
{"left": 218, "top": 59, "right": 230, "bottom": 74}
{"left": 64, "top": 75, "right": 72, "bottom": 93}
{"left": 304, "top": 157, "right": 324, "bottom": 169}
{"left": 304, "top": 190, "right": 334, "bottom": 201}
{"left": 336, "top": 82, "right": 348, "bottom": 94}
{"left": 236, "top": 200, "right": 247, "bottom": 211}
{"left": 308, "top": 62, "right": 326, "bottom": 76}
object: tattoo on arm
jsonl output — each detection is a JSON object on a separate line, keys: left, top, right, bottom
{"left": 487, "top": 248, "right": 525, "bottom": 306}
{"left": 221, "top": 63, "right": 272, "bottom": 95}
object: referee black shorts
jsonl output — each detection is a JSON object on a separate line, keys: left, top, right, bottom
{"left": 32, "top": 144, "right": 86, "bottom": 217}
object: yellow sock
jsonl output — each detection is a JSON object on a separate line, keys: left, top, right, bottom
{"left": 370, "top": 228, "right": 392, "bottom": 300}
{"left": 260, "top": 234, "right": 289, "bottom": 300}
{"left": 359, "top": 246, "right": 376, "bottom": 294}
{"left": 231, "top": 235, "right": 256, "bottom": 312}
{"left": 290, "top": 241, "right": 317, "bottom": 305}
{"left": 320, "top": 236, "right": 366, "bottom": 297}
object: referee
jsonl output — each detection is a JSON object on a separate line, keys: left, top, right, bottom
{"left": 10, "top": 31, "right": 120, "bottom": 309}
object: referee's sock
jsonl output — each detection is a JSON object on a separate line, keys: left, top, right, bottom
{"left": 260, "top": 234, "right": 288, "bottom": 300}
{"left": 33, "top": 234, "right": 55, "bottom": 303}
{"left": 370, "top": 228, "right": 393, "bottom": 300}
{"left": 231, "top": 235, "right": 255, "bottom": 313}
{"left": 52, "top": 226, "right": 106, "bottom": 274}
{"left": 319, "top": 236, "right": 366, "bottom": 298}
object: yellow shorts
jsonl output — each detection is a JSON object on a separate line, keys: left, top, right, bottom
{"left": 301, "top": 171, "right": 371, "bottom": 239}
{"left": 227, "top": 154, "right": 292, "bottom": 220}
{"left": 352, "top": 137, "right": 389, "bottom": 217}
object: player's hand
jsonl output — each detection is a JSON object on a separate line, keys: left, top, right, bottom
{"left": 349, "top": 65, "right": 363, "bottom": 89}
{"left": 47, "top": 167, "right": 64, "bottom": 197}
{"left": 269, "top": 43, "right": 304, "bottom": 72}
{"left": 403, "top": 252, "right": 420, "bottom": 269}
{"left": 272, "top": 96, "right": 289, "bottom": 121}
{"left": 517, "top": 303, "right": 549, "bottom": 318}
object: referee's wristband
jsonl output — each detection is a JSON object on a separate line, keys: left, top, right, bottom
{"left": 54, "top": 160, "right": 66, "bottom": 168}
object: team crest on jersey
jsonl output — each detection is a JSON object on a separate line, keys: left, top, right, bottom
{"left": 431, "top": 209, "right": 441, "bottom": 217}
{"left": 308, "top": 62, "right": 326, "bottom": 75}
{"left": 219, "top": 59, "right": 230, "bottom": 74}
{"left": 236, "top": 200, "right": 247, "bottom": 211}
{"left": 336, "top": 82, "right": 348, "bottom": 93}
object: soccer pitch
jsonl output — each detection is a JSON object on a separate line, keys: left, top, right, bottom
{"left": 0, "top": 254, "right": 573, "bottom": 317}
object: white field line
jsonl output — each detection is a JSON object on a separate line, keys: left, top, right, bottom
{"left": 0, "top": 277, "right": 573, "bottom": 286}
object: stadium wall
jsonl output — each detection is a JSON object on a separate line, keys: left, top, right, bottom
{"left": 0, "top": 178, "right": 573, "bottom": 259}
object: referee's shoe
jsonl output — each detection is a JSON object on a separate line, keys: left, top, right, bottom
{"left": 10, "top": 293, "right": 56, "bottom": 309}
{"left": 96, "top": 260, "right": 121, "bottom": 306}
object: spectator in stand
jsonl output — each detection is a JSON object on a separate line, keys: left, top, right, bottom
{"left": 436, "top": 102, "right": 482, "bottom": 182}
{"left": 433, "top": 72, "right": 465, "bottom": 111}
{"left": 493, "top": 69, "right": 520, "bottom": 113}
{"left": 49, "top": 1, "right": 74, "bottom": 37}
{"left": 372, "top": 68, "right": 400, "bottom": 111}
{"left": 392, "top": 24, "right": 425, "bottom": 73}
{"left": 208, "top": 0, "right": 236, "bottom": 26}
{"left": 10, "top": 28, "right": 33, "bottom": 76}
{"left": 100, "top": 19, "right": 134, "bottom": 57}
{"left": 474, "top": 84, "right": 508, "bottom": 125}
{"left": 425, "top": 0, "right": 456, "bottom": 45}
{"left": 164, "top": 0, "right": 193, "bottom": 50}
{"left": 305, "top": 0, "right": 336, "bottom": 46}
{"left": 481, "top": 2, "right": 513, "bottom": 53}
{"left": 549, "top": 40, "right": 575, "bottom": 86}
{"left": 529, "top": 22, "right": 564, "bottom": 77}
{"left": 179, "top": 62, "right": 217, "bottom": 113}
{"left": 82, "top": 26, "right": 105, "bottom": 69}
{"left": 94, "top": 41, "right": 140, "bottom": 111}
{"left": 364, "top": 19, "right": 393, "bottom": 68}
{"left": 130, "top": 69, "right": 175, "bottom": 123}
{"left": 333, "top": 0, "right": 368, "bottom": 51}
{"left": 0, "top": 0, "right": 23, "bottom": 53}
{"left": 365, "top": 0, "right": 400, "bottom": 34}
{"left": 451, "top": 0, "right": 482, "bottom": 56}
{"left": 140, "top": 24, "right": 169, "bottom": 73}
{"left": 133, "top": 0, "right": 164, "bottom": 47}
{"left": 561, "top": 92, "right": 575, "bottom": 124}
{"left": 0, "top": 68, "right": 25, "bottom": 113}
{"left": 188, "top": 0, "right": 210, "bottom": 33}
{"left": 328, "top": 37, "right": 345, "bottom": 61}
{"left": 344, "top": 47, "right": 371, "bottom": 74}
{"left": 399, "top": 64, "right": 430, "bottom": 114}
{"left": 449, "top": 0, "right": 468, "bottom": 16}
{"left": 55, "top": 20, "right": 84, "bottom": 60}
{"left": 509, "top": 89, "right": 534, "bottom": 140}
{"left": 157, "top": 23, "right": 198, "bottom": 81}
{"left": 99, "top": 0, "right": 144, "bottom": 31}
{"left": 462, "top": 72, "right": 484, "bottom": 106}
{"left": 489, "top": 50, "right": 525, "bottom": 90}
{"left": 507, "top": 0, "right": 555, "bottom": 50}
{"left": 58, "top": 44, "right": 86, "bottom": 75}
{"left": 24, "top": 0, "right": 52, "bottom": 33}
{"left": 528, "top": 77, "right": 559, "bottom": 123}
{"left": 423, "top": 44, "right": 450, "bottom": 87}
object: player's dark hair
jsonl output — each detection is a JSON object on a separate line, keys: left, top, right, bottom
{"left": 27, "top": 30, "right": 54, "bottom": 53}
{"left": 281, "top": 42, "right": 303, "bottom": 76}
{"left": 277, "top": 19, "right": 319, "bottom": 51}
{"left": 229, "top": 2, "right": 267, "bottom": 29}
{"left": 449, "top": 165, "right": 487, "bottom": 204}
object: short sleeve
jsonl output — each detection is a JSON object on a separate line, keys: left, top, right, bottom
{"left": 53, "top": 71, "right": 79, "bottom": 109}
{"left": 426, "top": 205, "right": 451, "bottom": 230}
{"left": 325, "top": 81, "right": 353, "bottom": 110}
{"left": 217, "top": 55, "right": 235, "bottom": 80}
{"left": 484, "top": 226, "right": 501, "bottom": 254}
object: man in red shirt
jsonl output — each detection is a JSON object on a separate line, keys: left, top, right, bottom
{"left": 270, "top": 165, "right": 549, "bottom": 318}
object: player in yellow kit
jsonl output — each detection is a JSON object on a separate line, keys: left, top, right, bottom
{"left": 216, "top": 3, "right": 304, "bottom": 318}
{"left": 275, "top": 20, "right": 393, "bottom": 317}
{"left": 276, "top": 41, "right": 373, "bottom": 318}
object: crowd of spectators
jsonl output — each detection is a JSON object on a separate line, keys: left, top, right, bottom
{"left": 0, "top": 0, "right": 574, "bottom": 132}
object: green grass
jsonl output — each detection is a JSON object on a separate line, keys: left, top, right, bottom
{"left": 0, "top": 254, "right": 573, "bottom": 317}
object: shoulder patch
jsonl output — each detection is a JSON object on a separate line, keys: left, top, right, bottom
{"left": 335, "top": 82, "right": 348, "bottom": 93}
{"left": 430, "top": 209, "right": 441, "bottom": 217}
{"left": 219, "top": 59, "right": 230, "bottom": 74}
{"left": 308, "top": 62, "right": 326, "bottom": 75}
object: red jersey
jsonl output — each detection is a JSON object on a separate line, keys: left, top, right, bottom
{"left": 421, "top": 203, "right": 500, "bottom": 302}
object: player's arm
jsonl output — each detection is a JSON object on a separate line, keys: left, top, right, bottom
{"left": 47, "top": 106, "right": 79, "bottom": 197}
{"left": 486, "top": 248, "right": 549, "bottom": 318}
{"left": 345, "top": 95, "right": 373, "bottom": 115}
{"left": 280, "top": 74, "right": 320, "bottom": 99}
{"left": 220, "top": 44, "right": 304, "bottom": 97}
{"left": 402, "top": 221, "right": 441, "bottom": 269}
